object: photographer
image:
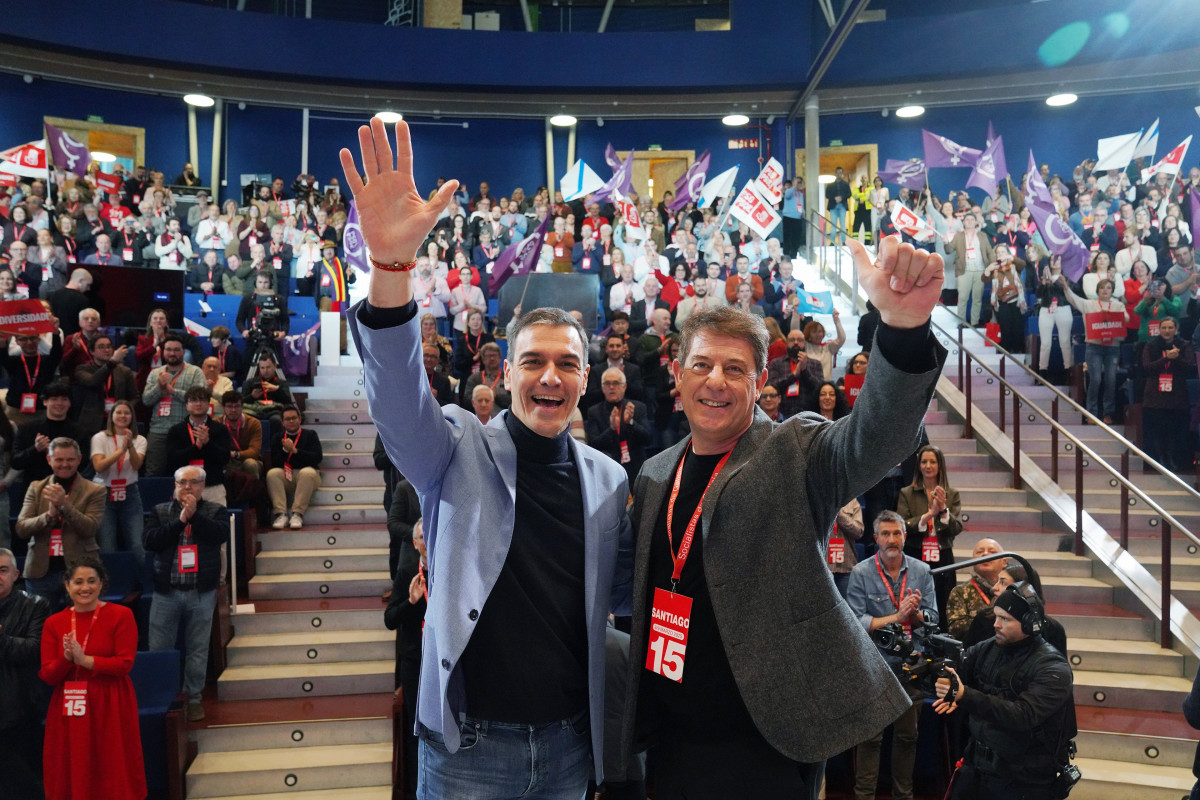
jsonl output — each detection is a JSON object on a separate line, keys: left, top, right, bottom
{"left": 236, "top": 271, "right": 289, "bottom": 359}
{"left": 846, "top": 510, "right": 938, "bottom": 800}
{"left": 934, "top": 583, "right": 1077, "bottom": 800}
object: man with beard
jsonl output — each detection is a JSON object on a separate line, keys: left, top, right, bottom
{"left": 141, "top": 335, "right": 206, "bottom": 476}
{"left": 674, "top": 276, "right": 725, "bottom": 328}
{"left": 71, "top": 334, "right": 136, "bottom": 435}
{"left": 766, "top": 329, "right": 822, "bottom": 419}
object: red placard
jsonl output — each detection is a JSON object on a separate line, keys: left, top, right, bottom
{"left": 843, "top": 373, "right": 865, "bottom": 407}
{"left": 95, "top": 171, "right": 121, "bottom": 193}
{"left": 1084, "top": 311, "right": 1124, "bottom": 345}
{"left": 0, "top": 299, "right": 57, "bottom": 336}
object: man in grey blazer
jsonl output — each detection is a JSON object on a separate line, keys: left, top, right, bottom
{"left": 342, "top": 119, "right": 633, "bottom": 799}
{"left": 622, "top": 235, "right": 947, "bottom": 799}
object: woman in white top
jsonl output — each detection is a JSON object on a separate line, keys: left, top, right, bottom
{"left": 1081, "top": 251, "right": 1125, "bottom": 301}
{"left": 448, "top": 266, "right": 487, "bottom": 333}
{"left": 1059, "top": 262, "right": 1127, "bottom": 423}
{"left": 802, "top": 310, "right": 846, "bottom": 381}
{"left": 92, "top": 399, "right": 148, "bottom": 567}
{"left": 869, "top": 176, "right": 890, "bottom": 243}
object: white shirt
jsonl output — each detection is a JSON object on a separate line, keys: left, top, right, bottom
{"left": 194, "top": 218, "right": 233, "bottom": 249}
{"left": 91, "top": 431, "right": 147, "bottom": 487}
{"left": 609, "top": 280, "right": 645, "bottom": 312}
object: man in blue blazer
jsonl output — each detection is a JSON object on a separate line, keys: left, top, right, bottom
{"left": 343, "top": 118, "right": 633, "bottom": 800}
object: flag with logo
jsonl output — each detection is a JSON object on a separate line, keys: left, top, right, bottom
{"left": 986, "top": 120, "right": 997, "bottom": 148}
{"left": 343, "top": 200, "right": 369, "bottom": 272}
{"left": 728, "top": 181, "right": 782, "bottom": 239}
{"left": 43, "top": 122, "right": 90, "bottom": 177}
{"left": 1133, "top": 118, "right": 1160, "bottom": 160}
{"left": 795, "top": 290, "right": 835, "bottom": 315}
{"left": 0, "top": 140, "right": 47, "bottom": 179}
{"left": 592, "top": 149, "right": 634, "bottom": 205}
{"left": 604, "top": 142, "right": 622, "bottom": 172}
{"left": 890, "top": 203, "right": 936, "bottom": 242}
{"left": 754, "top": 157, "right": 785, "bottom": 205}
{"left": 0, "top": 299, "right": 57, "bottom": 335}
{"left": 618, "top": 195, "right": 646, "bottom": 240}
{"left": 966, "top": 134, "right": 1006, "bottom": 197}
{"left": 489, "top": 209, "right": 552, "bottom": 294}
{"left": 667, "top": 150, "right": 711, "bottom": 211}
{"left": 877, "top": 158, "right": 927, "bottom": 190}
{"left": 1141, "top": 136, "right": 1192, "bottom": 182}
{"left": 922, "top": 130, "right": 981, "bottom": 168}
{"left": 1025, "top": 151, "right": 1089, "bottom": 282}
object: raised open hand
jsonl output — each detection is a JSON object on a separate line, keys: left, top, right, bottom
{"left": 338, "top": 119, "right": 458, "bottom": 268}
{"left": 850, "top": 235, "right": 944, "bottom": 329}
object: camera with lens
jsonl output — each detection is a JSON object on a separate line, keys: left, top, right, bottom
{"left": 870, "top": 615, "right": 963, "bottom": 698}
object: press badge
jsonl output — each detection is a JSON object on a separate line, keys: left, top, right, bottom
{"left": 178, "top": 544, "right": 199, "bottom": 573}
{"left": 49, "top": 528, "right": 64, "bottom": 557}
{"left": 646, "top": 588, "right": 691, "bottom": 683}
{"left": 1160, "top": 373, "right": 1174, "bottom": 392}
{"left": 827, "top": 533, "right": 845, "bottom": 565}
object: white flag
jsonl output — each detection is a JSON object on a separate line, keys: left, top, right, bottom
{"left": 1094, "top": 131, "right": 1142, "bottom": 172}
{"left": 699, "top": 166, "right": 739, "bottom": 209}
{"left": 559, "top": 160, "right": 606, "bottom": 203}
{"left": 1132, "top": 118, "right": 1159, "bottom": 160}
{"left": 754, "top": 157, "right": 785, "bottom": 205}
{"left": 728, "top": 181, "right": 781, "bottom": 239}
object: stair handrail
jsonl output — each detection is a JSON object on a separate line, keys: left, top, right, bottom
{"left": 798, "top": 212, "right": 861, "bottom": 313}
{"left": 929, "top": 322, "right": 1196, "bottom": 649}
{"left": 932, "top": 304, "right": 1200, "bottom": 506}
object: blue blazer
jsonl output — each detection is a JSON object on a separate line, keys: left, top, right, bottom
{"left": 350, "top": 304, "right": 634, "bottom": 780}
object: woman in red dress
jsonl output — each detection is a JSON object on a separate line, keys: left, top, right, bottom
{"left": 40, "top": 558, "right": 145, "bottom": 800}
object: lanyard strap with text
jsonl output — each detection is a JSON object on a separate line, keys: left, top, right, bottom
{"left": 970, "top": 578, "right": 991, "bottom": 605}
{"left": 665, "top": 448, "right": 732, "bottom": 587}
{"left": 874, "top": 554, "right": 908, "bottom": 612}
{"left": 21, "top": 353, "right": 40, "bottom": 388}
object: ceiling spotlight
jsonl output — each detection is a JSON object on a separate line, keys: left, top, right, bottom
{"left": 184, "top": 93, "right": 215, "bottom": 107}
{"left": 1046, "top": 93, "right": 1078, "bottom": 107}
{"left": 818, "top": 174, "right": 836, "bottom": 184}
{"left": 91, "top": 152, "right": 117, "bottom": 163}
{"left": 765, "top": 115, "right": 776, "bottom": 125}
{"left": 895, "top": 105, "right": 925, "bottom": 118}
{"left": 550, "top": 114, "right": 578, "bottom": 127}
{"left": 596, "top": 117, "right": 605, "bottom": 127}
{"left": 722, "top": 113, "right": 750, "bottom": 126}
{"left": 374, "top": 111, "right": 403, "bottom": 123}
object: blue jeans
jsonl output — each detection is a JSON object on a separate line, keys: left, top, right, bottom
{"left": 418, "top": 712, "right": 591, "bottom": 800}
{"left": 828, "top": 205, "right": 848, "bottom": 244}
{"left": 24, "top": 570, "right": 66, "bottom": 611}
{"left": 148, "top": 587, "right": 216, "bottom": 702}
{"left": 1084, "top": 343, "right": 1120, "bottom": 418}
{"left": 97, "top": 482, "right": 145, "bottom": 568}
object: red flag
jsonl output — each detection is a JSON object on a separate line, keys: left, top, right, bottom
{"left": 1141, "top": 136, "right": 1192, "bottom": 182}
{"left": 95, "top": 171, "right": 121, "bottom": 193}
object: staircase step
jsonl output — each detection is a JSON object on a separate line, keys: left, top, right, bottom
{"left": 195, "top": 716, "right": 391, "bottom": 753}
{"left": 943, "top": 470, "right": 1017, "bottom": 489}
{"left": 944, "top": 453, "right": 997, "bottom": 472}
{"left": 311, "top": 487, "right": 385, "bottom": 507}
{"left": 1037, "top": 575, "right": 1114, "bottom": 605}
{"left": 188, "top": 787, "right": 390, "bottom": 800}
{"left": 226, "top": 629, "right": 394, "bottom": 666}
{"left": 1072, "top": 757, "right": 1195, "bottom": 799}
{"left": 957, "top": 505, "right": 1046, "bottom": 528}
{"left": 304, "top": 422, "right": 378, "bottom": 439}
{"left": 319, "top": 437, "right": 378, "bottom": 454}
{"left": 232, "top": 608, "right": 388, "bottom": 636}
{"left": 186, "top": 742, "right": 390, "bottom": 798}
{"left": 1075, "top": 708, "right": 1196, "bottom": 770}
{"left": 1021, "top": 550, "right": 1096, "bottom": 579}
{"left": 1067, "top": 638, "right": 1186, "bottom": 677}
{"left": 303, "top": 410, "right": 374, "bottom": 425}
{"left": 248, "top": 571, "right": 391, "bottom": 600}
{"left": 1074, "top": 670, "right": 1192, "bottom": 713}
{"left": 254, "top": 549, "right": 389, "bottom": 575}
{"left": 956, "top": 487, "right": 1031, "bottom": 507}
{"left": 218, "top": 661, "right": 394, "bottom": 701}
{"left": 299, "top": 505, "right": 388, "bottom": 526}
{"left": 258, "top": 527, "right": 389, "bottom": 552}
{"left": 1051, "top": 603, "right": 1154, "bottom": 642}
{"left": 320, "top": 454, "right": 378, "bottom": 470}
{"left": 318, "top": 469, "right": 391, "bottom": 488}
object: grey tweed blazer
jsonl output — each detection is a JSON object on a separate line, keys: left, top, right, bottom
{"left": 622, "top": 335, "right": 946, "bottom": 763}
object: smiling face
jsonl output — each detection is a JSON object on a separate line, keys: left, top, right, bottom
{"left": 48, "top": 443, "right": 81, "bottom": 481}
{"left": 66, "top": 566, "right": 102, "bottom": 611}
{"left": 672, "top": 331, "right": 766, "bottom": 454}
{"left": 972, "top": 538, "right": 1005, "bottom": 583}
{"left": 504, "top": 324, "right": 589, "bottom": 438}
{"left": 818, "top": 384, "right": 836, "bottom": 412}
{"left": 919, "top": 449, "right": 940, "bottom": 483}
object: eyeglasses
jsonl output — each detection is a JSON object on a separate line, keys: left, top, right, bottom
{"left": 175, "top": 478, "right": 205, "bottom": 486}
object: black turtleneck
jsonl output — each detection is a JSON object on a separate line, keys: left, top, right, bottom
{"left": 458, "top": 411, "right": 588, "bottom": 724}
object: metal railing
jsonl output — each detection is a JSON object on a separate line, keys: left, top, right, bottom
{"left": 932, "top": 313, "right": 1199, "bottom": 649}
{"left": 799, "top": 211, "right": 859, "bottom": 311}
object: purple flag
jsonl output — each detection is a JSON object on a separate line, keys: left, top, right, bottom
{"left": 343, "top": 200, "right": 368, "bottom": 272}
{"left": 922, "top": 130, "right": 982, "bottom": 169}
{"left": 667, "top": 150, "right": 710, "bottom": 211}
{"left": 489, "top": 210, "right": 552, "bottom": 295}
{"left": 966, "top": 135, "right": 1006, "bottom": 197}
{"left": 986, "top": 120, "right": 997, "bottom": 148}
{"left": 1191, "top": 188, "right": 1200, "bottom": 240}
{"left": 1025, "top": 150, "right": 1089, "bottom": 282}
{"left": 43, "top": 122, "right": 89, "bottom": 177}
{"left": 877, "top": 158, "right": 927, "bottom": 190}
{"left": 592, "top": 149, "right": 635, "bottom": 205}
{"left": 604, "top": 143, "right": 622, "bottom": 172}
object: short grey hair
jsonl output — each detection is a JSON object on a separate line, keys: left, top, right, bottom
{"left": 174, "top": 465, "right": 207, "bottom": 483}
{"left": 508, "top": 307, "right": 589, "bottom": 362}
{"left": 678, "top": 305, "right": 769, "bottom": 374}
{"left": 0, "top": 547, "right": 15, "bottom": 567}
{"left": 873, "top": 509, "right": 906, "bottom": 536}
{"left": 48, "top": 437, "right": 81, "bottom": 457}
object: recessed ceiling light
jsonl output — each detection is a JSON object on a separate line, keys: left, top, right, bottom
{"left": 374, "top": 111, "right": 403, "bottom": 123}
{"left": 550, "top": 114, "right": 577, "bottom": 127}
{"left": 91, "top": 152, "right": 117, "bottom": 162}
{"left": 895, "top": 105, "right": 925, "bottom": 118}
{"left": 1046, "top": 93, "right": 1078, "bottom": 107}
{"left": 818, "top": 174, "right": 836, "bottom": 184}
{"left": 722, "top": 114, "right": 750, "bottom": 126}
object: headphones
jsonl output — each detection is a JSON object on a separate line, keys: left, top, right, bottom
{"left": 1010, "top": 581, "right": 1046, "bottom": 636}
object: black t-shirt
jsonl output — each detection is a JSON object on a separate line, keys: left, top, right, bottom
{"left": 459, "top": 412, "right": 589, "bottom": 724}
{"left": 640, "top": 446, "right": 761, "bottom": 743}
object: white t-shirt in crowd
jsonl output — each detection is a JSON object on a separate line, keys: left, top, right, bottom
{"left": 91, "top": 430, "right": 147, "bottom": 487}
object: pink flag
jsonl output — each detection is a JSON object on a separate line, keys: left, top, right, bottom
{"left": 489, "top": 211, "right": 552, "bottom": 294}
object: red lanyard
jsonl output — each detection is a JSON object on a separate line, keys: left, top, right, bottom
{"left": 69, "top": 603, "right": 100, "bottom": 678}
{"left": 418, "top": 561, "right": 429, "bottom": 603}
{"left": 225, "top": 417, "right": 242, "bottom": 442}
{"left": 96, "top": 253, "right": 111, "bottom": 265}
{"left": 77, "top": 334, "right": 91, "bottom": 362}
{"left": 970, "top": 578, "right": 990, "bottom": 605}
{"left": 486, "top": 371, "right": 501, "bottom": 391}
{"left": 665, "top": 448, "right": 732, "bottom": 584}
{"left": 466, "top": 333, "right": 483, "bottom": 357}
{"left": 21, "top": 353, "right": 40, "bottom": 387}
{"left": 217, "top": 347, "right": 226, "bottom": 374}
{"left": 162, "top": 367, "right": 182, "bottom": 393}
{"left": 187, "top": 422, "right": 206, "bottom": 447}
{"left": 111, "top": 432, "right": 127, "bottom": 473}
{"left": 282, "top": 428, "right": 301, "bottom": 465}
{"left": 14, "top": 224, "right": 26, "bottom": 240}
{"left": 874, "top": 554, "right": 908, "bottom": 611}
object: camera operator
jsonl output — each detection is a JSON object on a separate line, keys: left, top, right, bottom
{"left": 236, "top": 271, "right": 288, "bottom": 360}
{"left": 934, "top": 583, "right": 1077, "bottom": 800}
{"left": 846, "top": 510, "right": 938, "bottom": 800}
